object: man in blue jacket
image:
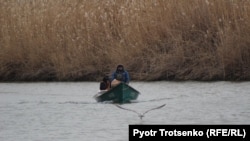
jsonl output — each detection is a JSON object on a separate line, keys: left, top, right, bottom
{"left": 111, "top": 64, "right": 130, "bottom": 84}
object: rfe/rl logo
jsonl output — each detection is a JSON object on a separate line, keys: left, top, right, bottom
{"left": 209, "top": 129, "right": 244, "bottom": 137}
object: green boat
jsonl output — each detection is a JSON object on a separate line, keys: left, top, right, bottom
{"left": 94, "top": 83, "right": 140, "bottom": 103}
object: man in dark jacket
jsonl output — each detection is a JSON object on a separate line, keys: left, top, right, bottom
{"left": 111, "top": 65, "right": 130, "bottom": 84}
{"left": 99, "top": 76, "right": 111, "bottom": 91}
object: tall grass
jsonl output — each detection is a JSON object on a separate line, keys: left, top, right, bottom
{"left": 0, "top": 0, "right": 249, "bottom": 81}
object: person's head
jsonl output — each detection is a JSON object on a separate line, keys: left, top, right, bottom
{"left": 116, "top": 64, "right": 124, "bottom": 72}
{"left": 103, "top": 76, "right": 110, "bottom": 82}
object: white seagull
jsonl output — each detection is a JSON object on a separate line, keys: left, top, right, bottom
{"left": 115, "top": 104, "right": 166, "bottom": 120}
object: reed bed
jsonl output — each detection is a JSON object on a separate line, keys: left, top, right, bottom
{"left": 0, "top": 0, "right": 249, "bottom": 81}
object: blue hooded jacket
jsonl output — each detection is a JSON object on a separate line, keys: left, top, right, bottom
{"left": 111, "top": 65, "right": 130, "bottom": 84}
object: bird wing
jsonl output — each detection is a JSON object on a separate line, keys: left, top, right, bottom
{"left": 142, "top": 104, "right": 166, "bottom": 116}
{"left": 115, "top": 104, "right": 141, "bottom": 115}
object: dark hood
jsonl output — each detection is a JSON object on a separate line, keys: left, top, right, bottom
{"left": 116, "top": 65, "right": 124, "bottom": 72}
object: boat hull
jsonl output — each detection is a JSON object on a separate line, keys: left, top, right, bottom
{"left": 94, "top": 83, "right": 140, "bottom": 103}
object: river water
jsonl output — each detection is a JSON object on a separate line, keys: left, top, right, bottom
{"left": 0, "top": 81, "right": 249, "bottom": 141}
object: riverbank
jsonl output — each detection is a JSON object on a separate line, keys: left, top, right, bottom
{"left": 0, "top": 0, "right": 249, "bottom": 81}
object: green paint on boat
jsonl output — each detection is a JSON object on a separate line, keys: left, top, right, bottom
{"left": 94, "top": 83, "right": 140, "bottom": 104}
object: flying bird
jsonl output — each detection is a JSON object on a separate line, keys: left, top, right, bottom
{"left": 115, "top": 104, "right": 166, "bottom": 120}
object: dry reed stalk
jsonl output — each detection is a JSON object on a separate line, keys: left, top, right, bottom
{"left": 0, "top": 0, "right": 249, "bottom": 81}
